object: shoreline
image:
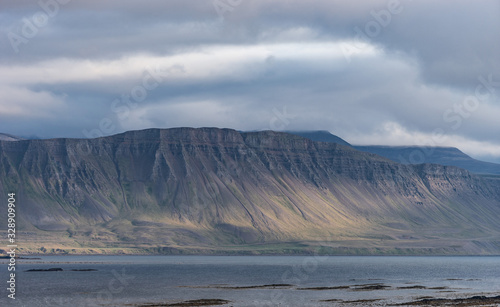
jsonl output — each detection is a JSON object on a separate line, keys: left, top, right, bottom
{"left": 3, "top": 252, "right": 500, "bottom": 257}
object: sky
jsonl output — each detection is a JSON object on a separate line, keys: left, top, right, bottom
{"left": 1, "top": 0, "right": 499, "bottom": 163}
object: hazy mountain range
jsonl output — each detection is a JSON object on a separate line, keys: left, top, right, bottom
{"left": 1, "top": 128, "right": 500, "bottom": 255}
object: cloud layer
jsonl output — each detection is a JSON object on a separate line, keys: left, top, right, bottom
{"left": 1, "top": 0, "right": 499, "bottom": 162}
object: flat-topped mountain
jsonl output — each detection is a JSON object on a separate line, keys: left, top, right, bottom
{"left": 1, "top": 128, "right": 500, "bottom": 255}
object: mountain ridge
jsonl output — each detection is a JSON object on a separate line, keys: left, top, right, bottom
{"left": 284, "top": 130, "right": 351, "bottom": 147}
{"left": 1, "top": 127, "right": 500, "bottom": 255}
{"left": 285, "top": 130, "right": 500, "bottom": 175}
{"left": 354, "top": 145, "right": 500, "bottom": 175}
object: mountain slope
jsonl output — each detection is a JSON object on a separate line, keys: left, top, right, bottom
{"left": 1, "top": 128, "right": 500, "bottom": 255}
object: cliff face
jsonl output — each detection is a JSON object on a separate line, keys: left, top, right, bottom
{"left": 1, "top": 128, "right": 500, "bottom": 254}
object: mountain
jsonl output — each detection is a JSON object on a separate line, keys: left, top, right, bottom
{"left": 1, "top": 128, "right": 500, "bottom": 255}
{"left": 285, "top": 130, "right": 351, "bottom": 146}
{"left": 0, "top": 133, "right": 24, "bottom": 141}
{"left": 354, "top": 146, "right": 500, "bottom": 176}
{"left": 285, "top": 130, "right": 500, "bottom": 176}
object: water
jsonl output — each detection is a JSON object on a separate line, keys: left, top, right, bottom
{"left": 1, "top": 256, "right": 499, "bottom": 306}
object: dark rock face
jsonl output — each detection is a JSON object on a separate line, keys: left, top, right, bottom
{"left": 1, "top": 128, "right": 500, "bottom": 253}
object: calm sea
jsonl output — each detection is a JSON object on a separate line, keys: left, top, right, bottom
{"left": 1, "top": 256, "right": 499, "bottom": 306}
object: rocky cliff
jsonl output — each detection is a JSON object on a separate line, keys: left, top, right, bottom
{"left": 1, "top": 128, "right": 500, "bottom": 255}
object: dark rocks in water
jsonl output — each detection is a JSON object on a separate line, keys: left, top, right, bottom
{"left": 26, "top": 268, "right": 63, "bottom": 272}
{"left": 221, "top": 283, "right": 293, "bottom": 290}
{"left": 320, "top": 299, "right": 382, "bottom": 304}
{"left": 351, "top": 283, "right": 391, "bottom": 291}
{"left": 25, "top": 268, "right": 97, "bottom": 272}
{"left": 338, "top": 299, "right": 382, "bottom": 304}
{"left": 400, "top": 295, "right": 500, "bottom": 306}
{"left": 182, "top": 283, "right": 294, "bottom": 290}
{"left": 298, "top": 286, "right": 350, "bottom": 290}
{"left": 139, "top": 299, "right": 231, "bottom": 306}
{"left": 397, "top": 285, "right": 428, "bottom": 289}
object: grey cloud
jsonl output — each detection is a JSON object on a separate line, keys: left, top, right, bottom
{"left": 0, "top": 0, "right": 499, "bottom": 160}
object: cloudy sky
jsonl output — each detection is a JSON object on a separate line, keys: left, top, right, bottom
{"left": 1, "top": 0, "right": 499, "bottom": 162}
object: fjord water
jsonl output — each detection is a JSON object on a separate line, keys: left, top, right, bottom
{"left": 1, "top": 256, "right": 499, "bottom": 306}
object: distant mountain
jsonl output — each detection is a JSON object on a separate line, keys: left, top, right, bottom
{"left": 285, "top": 130, "right": 500, "bottom": 176}
{"left": 354, "top": 146, "right": 500, "bottom": 176}
{"left": 286, "top": 130, "right": 351, "bottom": 146}
{"left": 1, "top": 128, "right": 500, "bottom": 255}
{"left": 0, "top": 133, "right": 24, "bottom": 141}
